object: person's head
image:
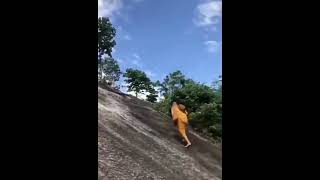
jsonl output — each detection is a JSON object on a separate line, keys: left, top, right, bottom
{"left": 175, "top": 99, "right": 183, "bottom": 105}
{"left": 178, "top": 104, "right": 186, "bottom": 111}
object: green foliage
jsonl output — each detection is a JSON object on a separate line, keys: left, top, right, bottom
{"left": 171, "top": 81, "right": 216, "bottom": 113}
{"left": 209, "top": 124, "right": 222, "bottom": 139}
{"left": 123, "top": 68, "right": 159, "bottom": 102}
{"left": 154, "top": 97, "right": 172, "bottom": 116}
{"left": 157, "top": 71, "right": 188, "bottom": 98}
{"left": 99, "top": 57, "right": 121, "bottom": 84}
{"left": 189, "top": 103, "right": 222, "bottom": 139}
{"left": 98, "top": 17, "right": 116, "bottom": 58}
{"left": 98, "top": 17, "right": 117, "bottom": 81}
{"left": 146, "top": 87, "right": 158, "bottom": 103}
{"left": 123, "top": 68, "right": 153, "bottom": 97}
{"left": 155, "top": 71, "right": 222, "bottom": 141}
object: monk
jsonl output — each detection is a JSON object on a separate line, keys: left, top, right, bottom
{"left": 171, "top": 102, "right": 191, "bottom": 147}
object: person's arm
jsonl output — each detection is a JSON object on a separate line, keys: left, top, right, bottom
{"left": 185, "top": 110, "right": 188, "bottom": 116}
{"left": 171, "top": 106, "right": 178, "bottom": 121}
{"left": 173, "top": 119, "right": 178, "bottom": 126}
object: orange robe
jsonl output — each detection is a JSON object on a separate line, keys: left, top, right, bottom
{"left": 171, "top": 103, "right": 188, "bottom": 138}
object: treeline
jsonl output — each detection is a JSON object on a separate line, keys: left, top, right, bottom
{"left": 154, "top": 71, "right": 222, "bottom": 141}
{"left": 98, "top": 17, "right": 222, "bottom": 141}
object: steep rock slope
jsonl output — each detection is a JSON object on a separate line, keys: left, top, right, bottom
{"left": 98, "top": 87, "right": 221, "bottom": 180}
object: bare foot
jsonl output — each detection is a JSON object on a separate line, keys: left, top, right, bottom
{"left": 184, "top": 143, "right": 191, "bottom": 148}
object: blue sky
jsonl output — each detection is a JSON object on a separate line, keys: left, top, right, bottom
{"left": 99, "top": 0, "right": 222, "bottom": 94}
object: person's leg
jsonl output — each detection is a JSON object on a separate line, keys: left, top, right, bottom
{"left": 185, "top": 126, "right": 191, "bottom": 147}
{"left": 183, "top": 134, "right": 191, "bottom": 147}
{"left": 178, "top": 121, "right": 191, "bottom": 147}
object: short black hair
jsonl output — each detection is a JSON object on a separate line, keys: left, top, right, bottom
{"left": 176, "top": 99, "right": 185, "bottom": 105}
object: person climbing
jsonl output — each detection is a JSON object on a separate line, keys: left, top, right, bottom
{"left": 171, "top": 101, "right": 191, "bottom": 147}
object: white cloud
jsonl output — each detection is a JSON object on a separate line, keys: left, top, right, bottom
{"left": 132, "top": 53, "right": 141, "bottom": 60}
{"left": 130, "top": 53, "right": 143, "bottom": 67}
{"left": 132, "top": 0, "right": 144, "bottom": 3}
{"left": 132, "top": 59, "right": 143, "bottom": 68}
{"left": 123, "top": 34, "right": 132, "bottom": 40}
{"left": 204, "top": 40, "right": 221, "bottom": 53}
{"left": 98, "top": 0, "right": 123, "bottom": 18}
{"left": 117, "top": 58, "right": 123, "bottom": 63}
{"left": 98, "top": 0, "right": 145, "bottom": 22}
{"left": 159, "top": 73, "right": 167, "bottom": 81}
{"left": 204, "top": 26, "right": 217, "bottom": 32}
{"left": 194, "top": 1, "right": 222, "bottom": 27}
{"left": 137, "top": 91, "right": 148, "bottom": 100}
{"left": 117, "top": 25, "right": 132, "bottom": 41}
{"left": 155, "top": 87, "right": 164, "bottom": 102}
{"left": 145, "top": 70, "right": 156, "bottom": 77}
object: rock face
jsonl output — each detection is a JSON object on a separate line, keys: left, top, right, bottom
{"left": 98, "top": 87, "right": 222, "bottom": 180}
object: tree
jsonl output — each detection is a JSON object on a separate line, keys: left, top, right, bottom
{"left": 157, "top": 70, "right": 190, "bottom": 98}
{"left": 146, "top": 86, "right": 158, "bottom": 103}
{"left": 123, "top": 69, "right": 152, "bottom": 97}
{"left": 189, "top": 103, "right": 222, "bottom": 140}
{"left": 155, "top": 79, "right": 222, "bottom": 141}
{"left": 100, "top": 57, "right": 121, "bottom": 86}
{"left": 212, "top": 75, "right": 222, "bottom": 104}
{"left": 173, "top": 81, "right": 221, "bottom": 140}
{"left": 212, "top": 75, "right": 222, "bottom": 92}
{"left": 171, "top": 81, "right": 216, "bottom": 113}
{"left": 98, "top": 17, "right": 116, "bottom": 81}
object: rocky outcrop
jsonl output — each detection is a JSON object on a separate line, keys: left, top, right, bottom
{"left": 98, "top": 87, "right": 221, "bottom": 180}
